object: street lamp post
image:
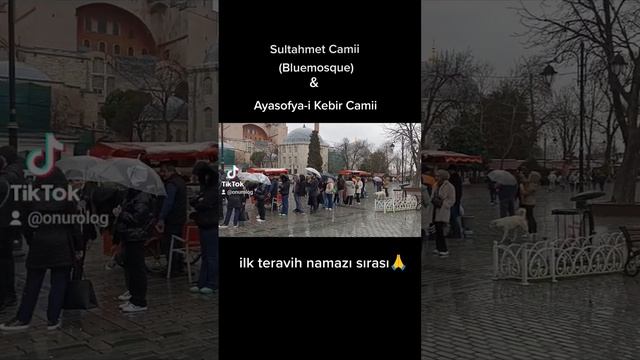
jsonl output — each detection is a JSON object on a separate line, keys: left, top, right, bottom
{"left": 8, "top": 0, "right": 18, "bottom": 150}
{"left": 401, "top": 138, "right": 405, "bottom": 183}
{"left": 389, "top": 143, "right": 395, "bottom": 177}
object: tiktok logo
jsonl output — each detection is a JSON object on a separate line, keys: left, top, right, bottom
{"left": 226, "top": 165, "right": 240, "bottom": 179}
{"left": 26, "top": 133, "right": 64, "bottom": 177}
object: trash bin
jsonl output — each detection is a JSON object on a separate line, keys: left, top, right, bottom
{"left": 462, "top": 215, "right": 474, "bottom": 238}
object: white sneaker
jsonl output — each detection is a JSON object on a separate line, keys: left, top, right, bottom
{"left": 117, "top": 291, "right": 131, "bottom": 301}
{"left": 47, "top": 320, "right": 62, "bottom": 330}
{"left": 256, "top": 216, "right": 261, "bottom": 219}
{"left": 432, "top": 250, "right": 440, "bottom": 255}
{"left": 257, "top": 219, "right": 266, "bottom": 222}
{"left": 121, "top": 303, "right": 148, "bottom": 313}
{"left": 439, "top": 251, "right": 450, "bottom": 258}
{"left": 219, "top": 225, "right": 229, "bottom": 229}
{"left": 118, "top": 302, "right": 130, "bottom": 309}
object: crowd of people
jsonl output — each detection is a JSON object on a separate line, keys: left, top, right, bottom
{"left": 0, "top": 147, "right": 218, "bottom": 331}
{"left": 220, "top": 173, "right": 397, "bottom": 227}
{"left": 422, "top": 164, "right": 546, "bottom": 258}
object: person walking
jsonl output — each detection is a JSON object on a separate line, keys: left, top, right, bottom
{"left": 519, "top": 171, "right": 541, "bottom": 237}
{"left": 345, "top": 179, "right": 355, "bottom": 206}
{"left": 548, "top": 171, "right": 557, "bottom": 192}
{"left": 0, "top": 168, "right": 81, "bottom": 331}
{"left": 189, "top": 162, "right": 218, "bottom": 295}
{"left": 294, "top": 175, "right": 306, "bottom": 214}
{"left": 279, "top": 175, "right": 290, "bottom": 216}
{"left": 113, "top": 168, "right": 156, "bottom": 313}
{"left": 431, "top": 170, "right": 456, "bottom": 257}
{"left": 325, "top": 179, "right": 335, "bottom": 211}
{"left": 0, "top": 146, "right": 23, "bottom": 313}
{"left": 157, "top": 164, "right": 187, "bottom": 276}
{"left": 220, "top": 178, "right": 245, "bottom": 228}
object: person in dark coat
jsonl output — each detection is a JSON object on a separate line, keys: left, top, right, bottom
{"left": 0, "top": 167, "right": 81, "bottom": 331}
{"left": 307, "top": 176, "right": 319, "bottom": 213}
{"left": 293, "top": 175, "right": 306, "bottom": 213}
{"left": 447, "top": 166, "right": 464, "bottom": 239}
{"left": 254, "top": 182, "right": 268, "bottom": 221}
{"left": 279, "top": 175, "right": 290, "bottom": 216}
{"left": 113, "top": 168, "right": 156, "bottom": 313}
{"left": 334, "top": 175, "right": 344, "bottom": 205}
{"left": 220, "top": 177, "right": 245, "bottom": 227}
{"left": 157, "top": 164, "right": 187, "bottom": 275}
{"left": 0, "top": 146, "right": 24, "bottom": 313}
{"left": 189, "top": 162, "right": 218, "bottom": 294}
{"left": 269, "top": 177, "right": 279, "bottom": 212}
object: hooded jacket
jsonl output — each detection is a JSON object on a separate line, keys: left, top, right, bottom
{"left": 115, "top": 189, "right": 156, "bottom": 243}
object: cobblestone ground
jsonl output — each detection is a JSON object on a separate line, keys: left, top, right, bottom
{"left": 422, "top": 183, "right": 640, "bottom": 360}
{"left": 220, "top": 183, "right": 421, "bottom": 237}
{"left": 0, "top": 243, "right": 218, "bottom": 360}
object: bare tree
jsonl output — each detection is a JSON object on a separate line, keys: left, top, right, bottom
{"left": 116, "top": 57, "right": 187, "bottom": 141}
{"left": 383, "top": 123, "right": 422, "bottom": 185}
{"left": 338, "top": 138, "right": 371, "bottom": 170}
{"left": 421, "top": 50, "right": 480, "bottom": 148}
{"left": 549, "top": 89, "right": 581, "bottom": 160}
{"left": 517, "top": 0, "right": 640, "bottom": 202}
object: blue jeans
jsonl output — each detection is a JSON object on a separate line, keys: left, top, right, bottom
{"left": 17, "top": 267, "right": 70, "bottom": 324}
{"left": 198, "top": 227, "right": 218, "bottom": 290}
{"left": 326, "top": 193, "right": 334, "bottom": 209}
{"left": 281, "top": 195, "right": 289, "bottom": 215}
{"left": 223, "top": 205, "right": 241, "bottom": 225}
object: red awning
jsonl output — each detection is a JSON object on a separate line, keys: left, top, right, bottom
{"left": 89, "top": 142, "right": 218, "bottom": 164}
{"left": 247, "top": 168, "right": 289, "bottom": 175}
{"left": 422, "top": 150, "right": 482, "bottom": 165}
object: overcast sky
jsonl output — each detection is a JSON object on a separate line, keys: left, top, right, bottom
{"left": 422, "top": 0, "right": 577, "bottom": 86}
{"left": 286, "top": 123, "right": 395, "bottom": 148}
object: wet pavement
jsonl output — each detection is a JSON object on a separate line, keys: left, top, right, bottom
{"left": 220, "top": 183, "right": 421, "bottom": 237}
{"left": 422, "top": 183, "right": 640, "bottom": 359}
{"left": 0, "top": 242, "right": 218, "bottom": 360}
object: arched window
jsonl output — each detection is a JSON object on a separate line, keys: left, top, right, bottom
{"left": 204, "top": 107, "right": 213, "bottom": 128}
{"left": 128, "top": 47, "right": 134, "bottom": 56}
{"left": 203, "top": 77, "right": 213, "bottom": 95}
{"left": 99, "top": 42, "right": 106, "bottom": 52}
{"left": 114, "top": 45, "right": 120, "bottom": 55}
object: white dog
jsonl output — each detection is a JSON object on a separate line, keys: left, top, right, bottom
{"left": 490, "top": 208, "right": 529, "bottom": 243}
{"left": 374, "top": 191, "right": 386, "bottom": 200}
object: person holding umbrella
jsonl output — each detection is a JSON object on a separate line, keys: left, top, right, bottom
{"left": 307, "top": 175, "right": 319, "bottom": 213}
{"left": 112, "top": 165, "right": 157, "bottom": 313}
{"left": 488, "top": 170, "right": 518, "bottom": 218}
{"left": 294, "top": 175, "right": 306, "bottom": 214}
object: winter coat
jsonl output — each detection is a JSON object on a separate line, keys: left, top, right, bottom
{"left": 307, "top": 178, "right": 318, "bottom": 197}
{"left": 115, "top": 190, "right": 156, "bottom": 243}
{"left": 356, "top": 180, "right": 363, "bottom": 194}
{"left": 520, "top": 172, "right": 541, "bottom": 206}
{"left": 191, "top": 184, "right": 218, "bottom": 229}
{"left": 337, "top": 178, "right": 345, "bottom": 190}
{"left": 326, "top": 181, "right": 334, "bottom": 193}
{"left": 345, "top": 181, "right": 356, "bottom": 197}
{"left": 225, "top": 181, "right": 246, "bottom": 208}
{"left": 431, "top": 180, "right": 456, "bottom": 223}
{"left": 280, "top": 179, "right": 291, "bottom": 196}
{"left": 294, "top": 179, "right": 307, "bottom": 196}
{"left": 25, "top": 168, "right": 82, "bottom": 269}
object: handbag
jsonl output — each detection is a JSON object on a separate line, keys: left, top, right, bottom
{"left": 63, "top": 277, "right": 98, "bottom": 310}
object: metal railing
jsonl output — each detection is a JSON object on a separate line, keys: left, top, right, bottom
{"left": 493, "top": 232, "right": 626, "bottom": 285}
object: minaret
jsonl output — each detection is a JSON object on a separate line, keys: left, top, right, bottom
{"left": 430, "top": 40, "right": 437, "bottom": 64}
{"left": 314, "top": 122, "right": 319, "bottom": 133}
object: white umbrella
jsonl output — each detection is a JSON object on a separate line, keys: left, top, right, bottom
{"left": 89, "top": 158, "right": 166, "bottom": 196}
{"left": 237, "top": 172, "right": 271, "bottom": 185}
{"left": 488, "top": 170, "right": 517, "bottom": 186}
{"left": 306, "top": 167, "right": 321, "bottom": 178}
{"left": 373, "top": 176, "right": 382, "bottom": 182}
{"left": 56, "top": 156, "right": 106, "bottom": 181}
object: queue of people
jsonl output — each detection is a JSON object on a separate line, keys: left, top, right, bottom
{"left": 0, "top": 153, "right": 219, "bottom": 331}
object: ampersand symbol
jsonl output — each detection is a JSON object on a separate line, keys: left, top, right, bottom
{"left": 309, "top": 77, "right": 319, "bottom": 88}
